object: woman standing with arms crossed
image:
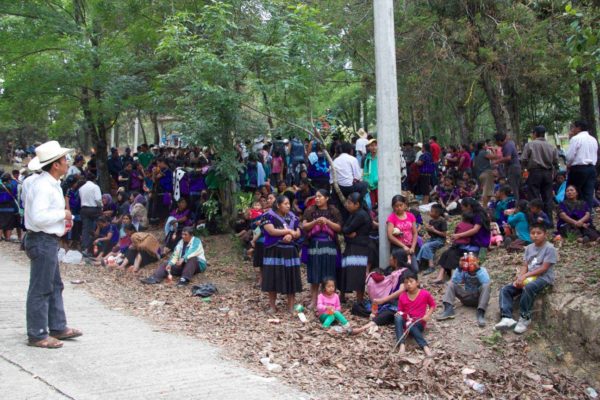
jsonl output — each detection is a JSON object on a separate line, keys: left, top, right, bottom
{"left": 261, "top": 195, "right": 302, "bottom": 314}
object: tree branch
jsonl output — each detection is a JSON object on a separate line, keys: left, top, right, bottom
{"left": 0, "top": 47, "right": 68, "bottom": 68}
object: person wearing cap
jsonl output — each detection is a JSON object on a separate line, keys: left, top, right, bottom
{"left": 355, "top": 128, "right": 369, "bottom": 165}
{"left": 24, "top": 141, "right": 82, "bottom": 349}
{"left": 363, "top": 138, "right": 379, "bottom": 208}
{"left": 520, "top": 126, "right": 559, "bottom": 224}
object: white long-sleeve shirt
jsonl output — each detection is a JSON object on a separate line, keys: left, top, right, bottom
{"left": 24, "top": 172, "right": 67, "bottom": 235}
{"left": 79, "top": 181, "right": 102, "bottom": 207}
{"left": 330, "top": 153, "right": 362, "bottom": 186}
{"left": 566, "top": 131, "right": 598, "bottom": 167}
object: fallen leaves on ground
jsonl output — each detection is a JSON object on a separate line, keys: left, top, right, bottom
{"left": 1, "top": 225, "right": 597, "bottom": 399}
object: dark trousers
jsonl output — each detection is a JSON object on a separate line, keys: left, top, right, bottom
{"left": 25, "top": 232, "right": 67, "bottom": 341}
{"left": 506, "top": 164, "right": 522, "bottom": 200}
{"left": 499, "top": 279, "right": 549, "bottom": 320}
{"left": 527, "top": 169, "right": 554, "bottom": 224}
{"left": 152, "top": 256, "right": 201, "bottom": 281}
{"left": 568, "top": 165, "right": 597, "bottom": 210}
{"left": 80, "top": 206, "right": 101, "bottom": 252}
{"left": 394, "top": 315, "right": 427, "bottom": 348}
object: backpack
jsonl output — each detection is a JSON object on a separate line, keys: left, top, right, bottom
{"left": 191, "top": 283, "right": 218, "bottom": 298}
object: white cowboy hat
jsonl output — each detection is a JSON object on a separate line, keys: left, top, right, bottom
{"left": 254, "top": 135, "right": 264, "bottom": 143}
{"left": 356, "top": 128, "right": 368, "bottom": 139}
{"left": 28, "top": 140, "right": 73, "bottom": 171}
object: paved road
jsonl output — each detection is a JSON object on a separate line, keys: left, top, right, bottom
{"left": 0, "top": 244, "right": 306, "bottom": 400}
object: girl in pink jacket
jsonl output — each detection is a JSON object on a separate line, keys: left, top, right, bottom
{"left": 317, "top": 278, "right": 352, "bottom": 333}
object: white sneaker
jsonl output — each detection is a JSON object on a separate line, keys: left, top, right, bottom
{"left": 494, "top": 317, "right": 518, "bottom": 331}
{"left": 513, "top": 317, "right": 531, "bottom": 334}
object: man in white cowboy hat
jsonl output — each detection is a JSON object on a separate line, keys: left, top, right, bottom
{"left": 24, "top": 141, "right": 82, "bottom": 349}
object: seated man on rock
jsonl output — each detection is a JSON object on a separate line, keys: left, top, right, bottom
{"left": 436, "top": 254, "right": 491, "bottom": 327}
{"left": 141, "top": 227, "right": 206, "bottom": 287}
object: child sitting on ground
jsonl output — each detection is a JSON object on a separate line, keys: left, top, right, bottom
{"left": 504, "top": 200, "right": 531, "bottom": 251}
{"left": 490, "top": 222, "right": 504, "bottom": 248}
{"left": 527, "top": 199, "right": 552, "bottom": 228}
{"left": 419, "top": 204, "right": 448, "bottom": 275}
{"left": 492, "top": 185, "right": 515, "bottom": 229}
{"left": 317, "top": 277, "right": 352, "bottom": 334}
{"left": 351, "top": 249, "right": 408, "bottom": 335}
{"left": 495, "top": 223, "right": 557, "bottom": 334}
{"left": 100, "top": 223, "right": 137, "bottom": 267}
{"left": 394, "top": 272, "right": 435, "bottom": 356}
{"left": 453, "top": 213, "right": 475, "bottom": 245}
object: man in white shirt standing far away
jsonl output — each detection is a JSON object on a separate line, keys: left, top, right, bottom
{"left": 78, "top": 172, "right": 103, "bottom": 256}
{"left": 330, "top": 142, "right": 367, "bottom": 216}
{"left": 24, "top": 141, "right": 82, "bottom": 349}
{"left": 566, "top": 120, "right": 598, "bottom": 209}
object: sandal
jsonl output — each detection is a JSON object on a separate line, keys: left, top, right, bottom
{"left": 28, "top": 336, "right": 63, "bottom": 349}
{"left": 50, "top": 327, "right": 83, "bottom": 340}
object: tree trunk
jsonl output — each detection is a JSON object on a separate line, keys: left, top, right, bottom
{"left": 150, "top": 113, "right": 160, "bottom": 145}
{"left": 94, "top": 126, "right": 110, "bottom": 192}
{"left": 455, "top": 103, "right": 470, "bottom": 144}
{"left": 362, "top": 94, "right": 368, "bottom": 131}
{"left": 114, "top": 124, "right": 119, "bottom": 148}
{"left": 580, "top": 79, "right": 597, "bottom": 137}
{"left": 481, "top": 69, "right": 513, "bottom": 137}
{"left": 504, "top": 78, "right": 520, "bottom": 143}
{"left": 137, "top": 111, "right": 148, "bottom": 145}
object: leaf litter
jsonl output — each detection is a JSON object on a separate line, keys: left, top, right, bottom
{"left": 1, "top": 227, "right": 597, "bottom": 399}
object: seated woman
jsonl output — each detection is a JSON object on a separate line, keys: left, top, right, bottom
{"left": 101, "top": 193, "right": 117, "bottom": 219}
{"left": 433, "top": 198, "right": 490, "bottom": 284}
{"left": 91, "top": 216, "right": 119, "bottom": 261}
{"left": 100, "top": 222, "right": 137, "bottom": 267}
{"left": 129, "top": 192, "right": 148, "bottom": 231}
{"left": 293, "top": 178, "right": 316, "bottom": 216}
{"left": 557, "top": 185, "right": 600, "bottom": 243}
{"left": 116, "top": 231, "right": 162, "bottom": 273}
{"left": 164, "top": 198, "right": 193, "bottom": 252}
{"left": 351, "top": 249, "right": 408, "bottom": 335}
{"left": 432, "top": 176, "right": 460, "bottom": 214}
{"left": 115, "top": 190, "right": 130, "bottom": 218}
{"left": 141, "top": 227, "right": 207, "bottom": 286}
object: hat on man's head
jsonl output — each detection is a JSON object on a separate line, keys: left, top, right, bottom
{"left": 415, "top": 142, "right": 423, "bottom": 148}
{"left": 254, "top": 135, "right": 264, "bottom": 144}
{"left": 367, "top": 138, "right": 377, "bottom": 146}
{"left": 356, "top": 128, "right": 368, "bottom": 139}
{"left": 28, "top": 141, "right": 73, "bottom": 171}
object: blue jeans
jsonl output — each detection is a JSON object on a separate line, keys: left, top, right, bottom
{"left": 416, "top": 238, "right": 445, "bottom": 262}
{"left": 394, "top": 315, "right": 428, "bottom": 348}
{"left": 25, "top": 232, "right": 67, "bottom": 341}
{"left": 499, "top": 279, "right": 549, "bottom": 320}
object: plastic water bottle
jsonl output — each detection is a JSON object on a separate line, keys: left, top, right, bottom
{"left": 294, "top": 304, "right": 307, "bottom": 323}
{"left": 464, "top": 378, "right": 485, "bottom": 394}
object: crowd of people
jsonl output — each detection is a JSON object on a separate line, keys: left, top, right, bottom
{"left": 4, "top": 118, "right": 597, "bottom": 352}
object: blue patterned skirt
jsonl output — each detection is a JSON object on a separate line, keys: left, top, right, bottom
{"left": 261, "top": 243, "right": 302, "bottom": 294}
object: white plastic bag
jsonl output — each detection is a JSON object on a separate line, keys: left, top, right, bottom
{"left": 62, "top": 250, "right": 83, "bottom": 264}
{"left": 57, "top": 248, "right": 66, "bottom": 263}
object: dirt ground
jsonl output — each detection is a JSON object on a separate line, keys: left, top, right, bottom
{"left": 2, "top": 227, "right": 598, "bottom": 399}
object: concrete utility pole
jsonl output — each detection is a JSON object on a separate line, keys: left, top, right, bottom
{"left": 374, "top": 0, "right": 403, "bottom": 268}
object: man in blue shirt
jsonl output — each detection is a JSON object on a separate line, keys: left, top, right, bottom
{"left": 437, "top": 263, "right": 491, "bottom": 327}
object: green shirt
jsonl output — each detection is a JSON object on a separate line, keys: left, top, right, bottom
{"left": 363, "top": 152, "right": 378, "bottom": 190}
{"left": 138, "top": 152, "right": 154, "bottom": 169}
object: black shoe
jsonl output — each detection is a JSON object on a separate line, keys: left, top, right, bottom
{"left": 176, "top": 278, "right": 189, "bottom": 287}
{"left": 477, "top": 309, "right": 486, "bottom": 327}
{"left": 436, "top": 303, "right": 455, "bottom": 321}
{"left": 141, "top": 276, "right": 160, "bottom": 285}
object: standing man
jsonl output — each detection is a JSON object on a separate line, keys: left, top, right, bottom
{"left": 79, "top": 173, "right": 102, "bottom": 255}
{"left": 24, "top": 141, "right": 82, "bottom": 349}
{"left": 520, "top": 126, "right": 559, "bottom": 224}
{"left": 494, "top": 133, "right": 522, "bottom": 200}
{"left": 66, "top": 155, "right": 85, "bottom": 178}
{"left": 330, "top": 142, "right": 367, "bottom": 217}
{"left": 566, "top": 120, "right": 598, "bottom": 210}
